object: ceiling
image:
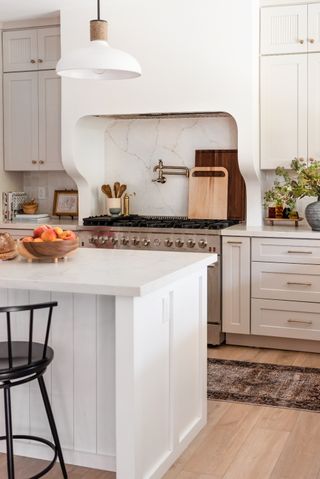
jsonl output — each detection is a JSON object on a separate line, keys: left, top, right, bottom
{"left": 0, "top": 0, "right": 88, "bottom": 22}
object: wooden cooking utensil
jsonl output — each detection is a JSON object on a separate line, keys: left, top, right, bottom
{"left": 188, "top": 166, "right": 229, "bottom": 220}
{"left": 101, "top": 184, "right": 113, "bottom": 198}
{"left": 118, "top": 184, "right": 127, "bottom": 197}
{"left": 114, "top": 182, "right": 120, "bottom": 198}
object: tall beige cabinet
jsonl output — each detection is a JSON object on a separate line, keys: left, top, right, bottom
{"left": 260, "top": 3, "right": 320, "bottom": 169}
{"left": 2, "top": 26, "right": 63, "bottom": 171}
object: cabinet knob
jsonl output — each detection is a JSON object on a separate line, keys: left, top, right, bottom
{"left": 39, "top": 160, "right": 44, "bottom": 165}
{"left": 298, "top": 39, "right": 305, "bottom": 44}
{"left": 32, "top": 160, "right": 37, "bottom": 164}
{"left": 37, "top": 59, "right": 43, "bottom": 63}
{"left": 30, "top": 59, "right": 36, "bottom": 64}
{"left": 309, "top": 38, "right": 315, "bottom": 44}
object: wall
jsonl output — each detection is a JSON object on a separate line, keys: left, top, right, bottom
{"left": 0, "top": 26, "right": 23, "bottom": 219}
{"left": 23, "top": 171, "right": 76, "bottom": 215}
{"left": 103, "top": 115, "right": 237, "bottom": 216}
{"left": 59, "top": 0, "right": 261, "bottom": 224}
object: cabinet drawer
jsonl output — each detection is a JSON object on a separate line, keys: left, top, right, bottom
{"left": 252, "top": 262, "right": 320, "bottom": 302}
{"left": 252, "top": 299, "right": 320, "bottom": 341}
{"left": 252, "top": 238, "right": 320, "bottom": 264}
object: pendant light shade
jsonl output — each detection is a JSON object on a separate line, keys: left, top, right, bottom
{"left": 56, "top": 3, "right": 141, "bottom": 80}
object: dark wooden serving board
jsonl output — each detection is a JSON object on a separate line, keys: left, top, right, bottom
{"left": 195, "top": 150, "right": 246, "bottom": 220}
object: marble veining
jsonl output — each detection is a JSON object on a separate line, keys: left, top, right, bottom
{"left": 104, "top": 116, "right": 237, "bottom": 216}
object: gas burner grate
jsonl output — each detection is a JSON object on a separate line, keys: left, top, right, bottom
{"left": 83, "top": 215, "right": 240, "bottom": 230}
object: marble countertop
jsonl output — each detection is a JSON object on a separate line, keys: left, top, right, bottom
{"left": 0, "top": 248, "right": 216, "bottom": 297}
{"left": 222, "top": 224, "right": 320, "bottom": 239}
{"left": 0, "top": 218, "right": 80, "bottom": 230}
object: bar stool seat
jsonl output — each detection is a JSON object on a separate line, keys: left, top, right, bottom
{"left": 0, "top": 302, "right": 68, "bottom": 479}
{"left": 0, "top": 342, "right": 54, "bottom": 382}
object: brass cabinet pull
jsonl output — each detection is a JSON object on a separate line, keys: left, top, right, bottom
{"left": 38, "top": 59, "right": 43, "bottom": 63}
{"left": 227, "top": 241, "right": 243, "bottom": 245}
{"left": 298, "top": 39, "right": 305, "bottom": 44}
{"left": 287, "top": 250, "right": 312, "bottom": 254}
{"left": 32, "top": 160, "right": 37, "bottom": 164}
{"left": 286, "top": 281, "right": 312, "bottom": 286}
{"left": 39, "top": 160, "right": 44, "bottom": 165}
{"left": 287, "top": 319, "right": 313, "bottom": 325}
{"left": 30, "top": 59, "right": 36, "bottom": 64}
{"left": 309, "top": 38, "right": 315, "bottom": 44}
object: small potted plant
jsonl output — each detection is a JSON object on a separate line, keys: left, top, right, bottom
{"left": 263, "top": 169, "right": 298, "bottom": 219}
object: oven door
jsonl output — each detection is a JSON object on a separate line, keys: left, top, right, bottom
{"left": 207, "top": 260, "right": 224, "bottom": 346}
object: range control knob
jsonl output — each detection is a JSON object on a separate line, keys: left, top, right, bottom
{"left": 110, "top": 237, "right": 118, "bottom": 246}
{"left": 89, "top": 235, "right": 98, "bottom": 244}
{"left": 165, "top": 239, "right": 173, "bottom": 247}
{"left": 187, "top": 239, "right": 196, "bottom": 248}
{"left": 175, "top": 239, "right": 184, "bottom": 248}
{"left": 142, "top": 239, "right": 150, "bottom": 247}
{"left": 153, "top": 239, "right": 161, "bottom": 247}
{"left": 132, "top": 237, "right": 140, "bottom": 246}
{"left": 98, "top": 236, "right": 107, "bottom": 245}
{"left": 198, "top": 239, "right": 207, "bottom": 249}
{"left": 121, "top": 237, "right": 130, "bottom": 246}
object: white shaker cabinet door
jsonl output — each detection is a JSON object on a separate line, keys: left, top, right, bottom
{"left": 260, "top": 54, "right": 308, "bottom": 169}
{"left": 261, "top": 5, "right": 308, "bottom": 55}
{"left": 4, "top": 72, "right": 39, "bottom": 171}
{"left": 38, "top": 71, "right": 63, "bottom": 170}
{"left": 308, "top": 53, "right": 320, "bottom": 163}
{"left": 308, "top": 3, "right": 320, "bottom": 53}
{"left": 3, "top": 29, "right": 38, "bottom": 72}
{"left": 37, "top": 27, "right": 61, "bottom": 70}
{"left": 222, "top": 237, "right": 250, "bottom": 334}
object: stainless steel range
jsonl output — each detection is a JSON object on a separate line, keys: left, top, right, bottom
{"left": 81, "top": 215, "right": 240, "bottom": 345}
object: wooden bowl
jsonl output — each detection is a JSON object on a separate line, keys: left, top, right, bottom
{"left": 22, "top": 203, "right": 38, "bottom": 214}
{"left": 17, "top": 238, "right": 79, "bottom": 262}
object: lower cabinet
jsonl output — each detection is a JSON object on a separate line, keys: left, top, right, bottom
{"left": 222, "top": 236, "right": 250, "bottom": 334}
{"left": 252, "top": 299, "right": 320, "bottom": 341}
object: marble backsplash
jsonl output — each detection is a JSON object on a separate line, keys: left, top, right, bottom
{"left": 23, "top": 171, "right": 77, "bottom": 216}
{"left": 104, "top": 115, "right": 237, "bottom": 216}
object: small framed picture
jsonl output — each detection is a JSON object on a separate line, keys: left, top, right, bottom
{"left": 53, "top": 190, "right": 78, "bottom": 218}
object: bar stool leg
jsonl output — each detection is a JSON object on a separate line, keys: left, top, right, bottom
{"left": 4, "top": 387, "right": 15, "bottom": 479}
{"left": 38, "top": 376, "right": 68, "bottom": 479}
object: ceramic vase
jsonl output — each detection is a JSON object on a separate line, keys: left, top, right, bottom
{"left": 305, "top": 199, "right": 320, "bottom": 231}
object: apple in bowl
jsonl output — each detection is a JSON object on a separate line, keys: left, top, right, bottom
{"left": 18, "top": 225, "right": 79, "bottom": 262}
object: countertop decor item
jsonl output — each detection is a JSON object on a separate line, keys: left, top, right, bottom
{"left": 188, "top": 166, "right": 228, "bottom": 220}
{"left": 0, "top": 233, "right": 17, "bottom": 261}
{"left": 265, "top": 217, "right": 303, "bottom": 227}
{"left": 22, "top": 199, "right": 38, "bottom": 215}
{"left": 17, "top": 238, "right": 79, "bottom": 263}
{"left": 195, "top": 150, "right": 246, "bottom": 221}
{"left": 56, "top": 0, "right": 141, "bottom": 80}
{"left": 53, "top": 190, "right": 78, "bottom": 219}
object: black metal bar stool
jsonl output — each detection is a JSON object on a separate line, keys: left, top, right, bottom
{"left": 0, "top": 302, "right": 67, "bottom": 479}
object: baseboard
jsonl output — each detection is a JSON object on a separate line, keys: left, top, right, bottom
{"left": 226, "top": 333, "right": 320, "bottom": 353}
{"left": 0, "top": 441, "right": 116, "bottom": 472}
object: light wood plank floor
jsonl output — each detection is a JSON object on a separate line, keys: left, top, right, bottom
{"left": 2, "top": 345, "right": 320, "bottom": 478}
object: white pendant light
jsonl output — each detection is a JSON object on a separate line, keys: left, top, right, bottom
{"left": 56, "top": 0, "right": 141, "bottom": 80}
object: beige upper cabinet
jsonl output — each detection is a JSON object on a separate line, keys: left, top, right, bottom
{"left": 261, "top": 4, "right": 320, "bottom": 55}
{"left": 4, "top": 71, "right": 63, "bottom": 171}
{"left": 260, "top": 54, "right": 308, "bottom": 169}
{"left": 3, "top": 27, "right": 60, "bottom": 72}
{"left": 308, "top": 53, "right": 320, "bottom": 163}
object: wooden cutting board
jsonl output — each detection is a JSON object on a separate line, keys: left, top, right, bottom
{"left": 188, "top": 167, "right": 228, "bottom": 219}
{"left": 195, "top": 150, "right": 246, "bottom": 220}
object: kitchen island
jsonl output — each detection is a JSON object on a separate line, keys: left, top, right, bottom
{"left": 0, "top": 248, "right": 216, "bottom": 479}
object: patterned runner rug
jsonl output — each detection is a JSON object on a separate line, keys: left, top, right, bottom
{"left": 208, "top": 358, "right": 320, "bottom": 411}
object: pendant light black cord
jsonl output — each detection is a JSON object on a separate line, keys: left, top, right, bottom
{"left": 97, "top": 0, "right": 100, "bottom": 20}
